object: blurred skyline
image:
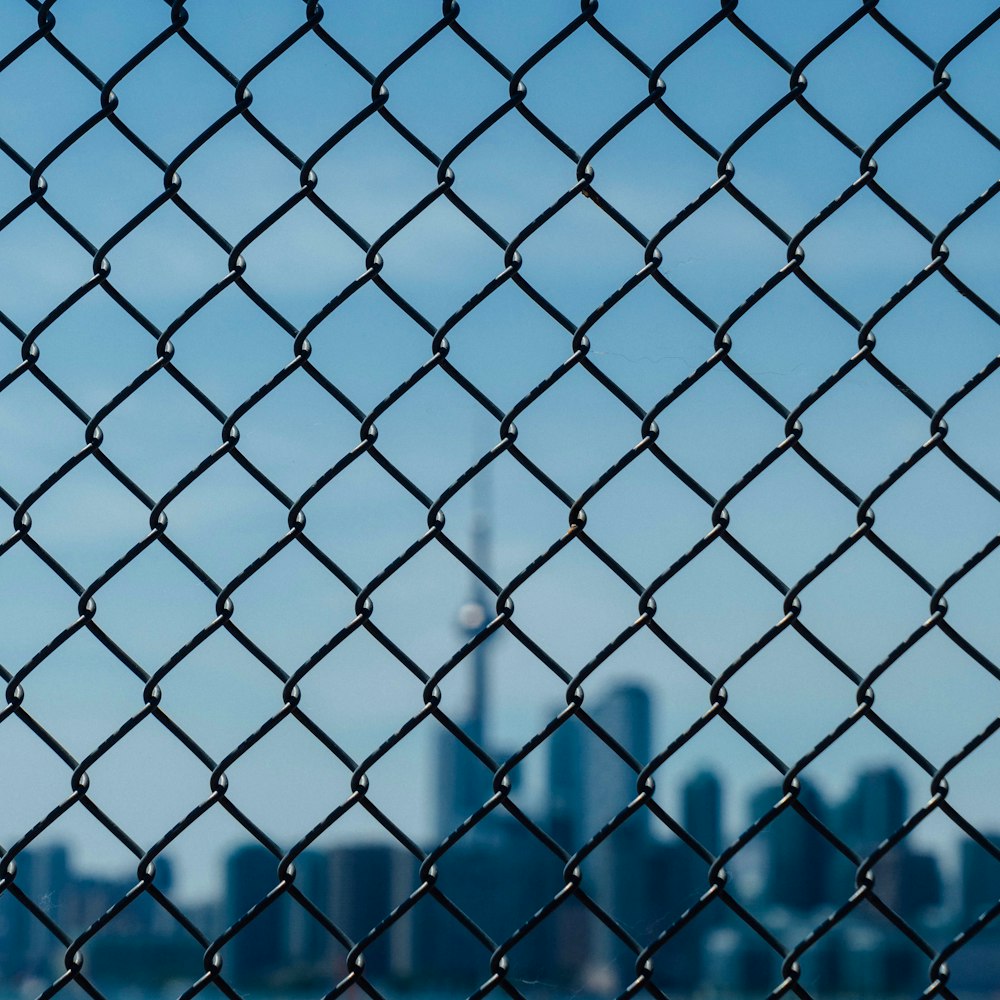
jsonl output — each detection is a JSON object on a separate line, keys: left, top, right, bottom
{"left": 5, "top": 697, "right": 996, "bottom": 997}
{"left": 0, "top": 0, "right": 999, "bottom": 918}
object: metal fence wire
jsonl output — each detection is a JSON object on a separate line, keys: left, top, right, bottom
{"left": 2, "top": 0, "right": 1000, "bottom": 998}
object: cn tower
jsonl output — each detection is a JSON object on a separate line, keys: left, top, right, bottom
{"left": 436, "top": 469, "right": 495, "bottom": 839}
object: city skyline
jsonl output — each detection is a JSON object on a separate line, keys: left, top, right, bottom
{"left": 4, "top": 729, "right": 997, "bottom": 996}
{"left": 4, "top": 490, "right": 995, "bottom": 992}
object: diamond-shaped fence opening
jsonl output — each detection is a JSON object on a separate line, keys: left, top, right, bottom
{"left": 0, "top": 209, "right": 95, "bottom": 332}
{"left": 3, "top": 2, "right": 1000, "bottom": 998}
{"left": 515, "top": 195, "right": 644, "bottom": 321}
{"left": 17, "top": 627, "right": 147, "bottom": 762}
{"left": 450, "top": 111, "right": 572, "bottom": 238}
{"left": 178, "top": 119, "right": 306, "bottom": 242}
{"left": 42, "top": 121, "right": 166, "bottom": 247}
{"left": 313, "top": 114, "right": 440, "bottom": 238}
{"left": 32, "top": 291, "right": 154, "bottom": 412}
{"left": 865, "top": 273, "right": 1000, "bottom": 404}
{"left": 111, "top": 33, "right": 238, "bottom": 160}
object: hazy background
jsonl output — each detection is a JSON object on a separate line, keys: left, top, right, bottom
{"left": 0, "top": 0, "right": 998, "bottom": 908}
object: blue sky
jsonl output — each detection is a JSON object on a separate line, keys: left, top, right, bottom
{"left": 0, "top": 0, "right": 999, "bottom": 905}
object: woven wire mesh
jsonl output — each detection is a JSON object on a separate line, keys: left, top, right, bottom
{"left": 1, "top": 0, "right": 1000, "bottom": 997}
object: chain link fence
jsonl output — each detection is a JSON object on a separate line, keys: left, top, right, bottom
{"left": 2, "top": 0, "right": 1000, "bottom": 998}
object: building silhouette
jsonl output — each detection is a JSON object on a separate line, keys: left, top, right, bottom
{"left": 837, "top": 765, "right": 909, "bottom": 855}
{"left": 327, "top": 843, "right": 415, "bottom": 980}
{"left": 682, "top": 768, "right": 722, "bottom": 856}
{"left": 749, "top": 780, "right": 841, "bottom": 915}
{"left": 546, "top": 711, "right": 584, "bottom": 849}
{"left": 224, "top": 844, "right": 286, "bottom": 984}
{"left": 581, "top": 683, "right": 653, "bottom": 982}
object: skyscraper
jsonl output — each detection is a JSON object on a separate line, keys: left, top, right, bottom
{"left": 960, "top": 833, "right": 1000, "bottom": 923}
{"left": 328, "top": 844, "right": 417, "bottom": 980}
{"left": 838, "top": 766, "right": 908, "bottom": 856}
{"left": 4, "top": 846, "right": 70, "bottom": 979}
{"left": 546, "top": 712, "right": 585, "bottom": 847}
{"left": 224, "top": 844, "right": 285, "bottom": 985}
{"left": 583, "top": 684, "right": 654, "bottom": 979}
{"left": 682, "top": 769, "right": 723, "bottom": 856}
{"left": 583, "top": 683, "right": 652, "bottom": 840}
{"left": 750, "top": 782, "right": 834, "bottom": 913}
